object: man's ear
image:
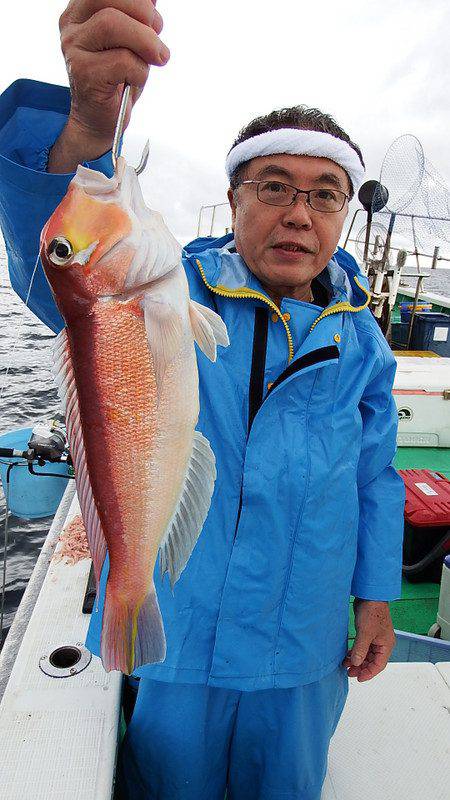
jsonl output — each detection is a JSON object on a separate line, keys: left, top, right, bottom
{"left": 227, "top": 187, "right": 237, "bottom": 229}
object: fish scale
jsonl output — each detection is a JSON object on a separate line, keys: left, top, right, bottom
{"left": 69, "top": 299, "right": 158, "bottom": 592}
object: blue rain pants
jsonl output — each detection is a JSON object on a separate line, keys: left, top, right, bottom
{"left": 117, "top": 666, "right": 348, "bottom": 800}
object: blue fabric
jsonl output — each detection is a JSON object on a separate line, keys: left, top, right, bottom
{"left": 0, "top": 79, "right": 405, "bottom": 692}
{"left": 118, "top": 667, "right": 348, "bottom": 800}
{"left": 0, "top": 80, "right": 114, "bottom": 332}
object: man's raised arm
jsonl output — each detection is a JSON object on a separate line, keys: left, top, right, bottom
{"left": 0, "top": 1, "right": 169, "bottom": 330}
{"left": 49, "top": 0, "right": 169, "bottom": 172}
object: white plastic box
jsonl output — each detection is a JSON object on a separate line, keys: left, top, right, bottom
{"left": 393, "top": 356, "right": 450, "bottom": 447}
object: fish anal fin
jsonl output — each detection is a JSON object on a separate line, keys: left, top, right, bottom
{"left": 159, "top": 430, "right": 216, "bottom": 589}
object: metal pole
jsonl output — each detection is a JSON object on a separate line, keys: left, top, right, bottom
{"left": 406, "top": 274, "right": 424, "bottom": 350}
{"left": 373, "top": 235, "right": 383, "bottom": 257}
{"left": 197, "top": 207, "right": 204, "bottom": 238}
{"left": 210, "top": 205, "right": 217, "bottom": 237}
{"left": 380, "top": 212, "right": 396, "bottom": 268}
{"left": 411, "top": 216, "right": 421, "bottom": 274}
{"left": 363, "top": 210, "right": 373, "bottom": 264}
{"left": 406, "top": 216, "right": 422, "bottom": 350}
{"left": 342, "top": 209, "right": 361, "bottom": 250}
{"left": 431, "top": 246, "right": 439, "bottom": 269}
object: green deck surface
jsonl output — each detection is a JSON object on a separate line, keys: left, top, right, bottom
{"left": 394, "top": 446, "right": 450, "bottom": 478}
{"left": 348, "top": 446, "right": 449, "bottom": 643}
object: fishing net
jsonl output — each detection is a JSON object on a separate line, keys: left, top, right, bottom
{"left": 373, "top": 134, "right": 450, "bottom": 257}
{"left": 354, "top": 221, "right": 388, "bottom": 262}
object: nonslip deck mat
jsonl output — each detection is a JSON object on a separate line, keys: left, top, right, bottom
{"left": 322, "top": 662, "right": 450, "bottom": 800}
{"left": 0, "top": 495, "right": 121, "bottom": 800}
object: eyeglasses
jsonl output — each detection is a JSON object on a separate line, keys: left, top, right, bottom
{"left": 239, "top": 180, "right": 349, "bottom": 213}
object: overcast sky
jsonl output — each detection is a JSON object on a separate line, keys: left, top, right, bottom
{"left": 1, "top": 0, "right": 449, "bottom": 245}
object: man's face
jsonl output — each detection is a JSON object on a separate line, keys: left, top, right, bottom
{"left": 227, "top": 153, "right": 350, "bottom": 298}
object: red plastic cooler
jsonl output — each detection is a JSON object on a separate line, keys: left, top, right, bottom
{"left": 399, "top": 469, "right": 450, "bottom": 582}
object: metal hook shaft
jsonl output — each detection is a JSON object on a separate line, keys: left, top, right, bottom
{"left": 112, "top": 84, "right": 130, "bottom": 172}
{"left": 111, "top": 83, "right": 149, "bottom": 175}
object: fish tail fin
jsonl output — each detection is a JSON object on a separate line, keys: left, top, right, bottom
{"left": 100, "top": 582, "right": 166, "bottom": 674}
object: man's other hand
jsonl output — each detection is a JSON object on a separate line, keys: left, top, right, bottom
{"left": 342, "top": 599, "right": 396, "bottom": 682}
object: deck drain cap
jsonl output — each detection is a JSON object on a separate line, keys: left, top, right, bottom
{"left": 39, "top": 644, "right": 92, "bottom": 678}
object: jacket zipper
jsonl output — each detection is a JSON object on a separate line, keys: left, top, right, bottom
{"left": 193, "top": 257, "right": 371, "bottom": 543}
{"left": 233, "top": 307, "right": 269, "bottom": 542}
{"left": 309, "top": 275, "right": 371, "bottom": 329}
{"left": 194, "top": 258, "right": 371, "bottom": 360}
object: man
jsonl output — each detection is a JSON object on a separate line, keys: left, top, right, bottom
{"left": 0, "top": 2, "right": 404, "bottom": 798}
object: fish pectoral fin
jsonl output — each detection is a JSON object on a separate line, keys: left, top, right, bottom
{"left": 143, "top": 298, "right": 183, "bottom": 389}
{"left": 159, "top": 430, "right": 216, "bottom": 590}
{"left": 53, "top": 328, "right": 107, "bottom": 589}
{"left": 189, "top": 300, "right": 230, "bottom": 362}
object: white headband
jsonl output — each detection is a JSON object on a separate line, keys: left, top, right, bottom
{"left": 225, "top": 129, "right": 365, "bottom": 193}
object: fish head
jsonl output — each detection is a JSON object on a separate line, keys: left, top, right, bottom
{"left": 40, "top": 157, "right": 182, "bottom": 321}
{"left": 40, "top": 160, "right": 137, "bottom": 319}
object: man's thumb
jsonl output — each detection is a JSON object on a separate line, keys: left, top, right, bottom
{"left": 350, "top": 636, "right": 369, "bottom": 666}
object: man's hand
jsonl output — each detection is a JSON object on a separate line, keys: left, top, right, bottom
{"left": 49, "top": 1, "right": 169, "bottom": 172}
{"left": 342, "top": 599, "right": 396, "bottom": 682}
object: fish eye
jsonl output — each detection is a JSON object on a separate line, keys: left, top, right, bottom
{"left": 48, "top": 237, "right": 74, "bottom": 266}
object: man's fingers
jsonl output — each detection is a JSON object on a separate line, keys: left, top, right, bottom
{"left": 74, "top": 8, "right": 169, "bottom": 66}
{"left": 73, "top": 48, "right": 150, "bottom": 91}
{"left": 343, "top": 643, "right": 391, "bottom": 681}
{"left": 349, "top": 640, "right": 370, "bottom": 666}
{"left": 63, "top": 0, "right": 161, "bottom": 31}
{"left": 355, "top": 654, "right": 387, "bottom": 682}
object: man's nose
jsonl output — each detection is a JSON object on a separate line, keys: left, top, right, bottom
{"left": 281, "top": 194, "right": 313, "bottom": 229}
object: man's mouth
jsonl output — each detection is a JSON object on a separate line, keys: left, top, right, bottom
{"left": 272, "top": 242, "right": 314, "bottom": 254}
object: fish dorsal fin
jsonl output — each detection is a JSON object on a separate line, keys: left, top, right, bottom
{"left": 53, "top": 329, "right": 107, "bottom": 588}
{"left": 189, "top": 300, "right": 229, "bottom": 362}
{"left": 159, "top": 430, "right": 216, "bottom": 589}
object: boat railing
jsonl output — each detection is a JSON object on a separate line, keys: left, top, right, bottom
{"left": 196, "top": 202, "right": 231, "bottom": 238}
{"left": 343, "top": 207, "right": 450, "bottom": 267}
{"left": 0, "top": 481, "right": 76, "bottom": 703}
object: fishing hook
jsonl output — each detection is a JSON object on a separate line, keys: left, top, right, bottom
{"left": 112, "top": 83, "right": 149, "bottom": 175}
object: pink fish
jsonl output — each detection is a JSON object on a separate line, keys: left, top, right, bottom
{"left": 40, "top": 157, "right": 229, "bottom": 673}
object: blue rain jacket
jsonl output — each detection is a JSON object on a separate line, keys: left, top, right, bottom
{"left": 0, "top": 79, "right": 405, "bottom": 690}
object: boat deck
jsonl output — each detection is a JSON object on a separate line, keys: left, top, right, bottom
{"left": 322, "top": 661, "right": 450, "bottom": 800}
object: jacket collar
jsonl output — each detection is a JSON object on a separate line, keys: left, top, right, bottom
{"left": 183, "top": 233, "right": 368, "bottom": 308}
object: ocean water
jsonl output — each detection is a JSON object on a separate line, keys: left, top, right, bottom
{"left": 0, "top": 237, "right": 449, "bottom": 646}
{"left": 0, "top": 243, "right": 61, "bottom": 644}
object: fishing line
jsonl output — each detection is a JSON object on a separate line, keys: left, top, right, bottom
{"left": 0, "top": 247, "right": 43, "bottom": 403}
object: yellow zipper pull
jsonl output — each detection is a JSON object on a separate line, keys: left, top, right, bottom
{"left": 195, "top": 259, "right": 294, "bottom": 363}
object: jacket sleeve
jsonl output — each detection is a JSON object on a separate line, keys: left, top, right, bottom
{"left": 351, "top": 346, "right": 405, "bottom": 601}
{"left": 0, "top": 79, "right": 115, "bottom": 333}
